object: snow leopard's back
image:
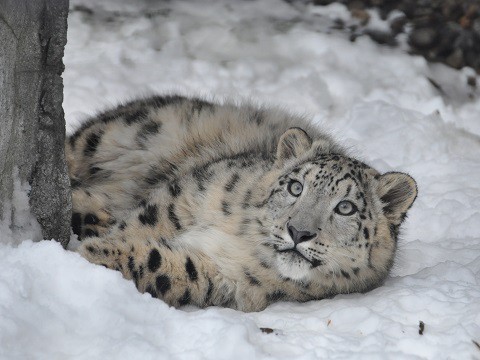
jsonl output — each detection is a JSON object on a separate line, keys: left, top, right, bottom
{"left": 66, "top": 95, "right": 342, "bottom": 222}
{"left": 67, "top": 95, "right": 337, "bottom": 177}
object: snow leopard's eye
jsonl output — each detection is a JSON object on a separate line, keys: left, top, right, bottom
{"left": 334, "top": 200, "right": 357, "bottom": 216}
{"left": 287, "top": 181, "right": 303, "bottom": 197}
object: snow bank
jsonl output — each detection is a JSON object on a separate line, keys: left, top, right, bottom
{"left": 1, "top": 0, "right": 479, "bottom": 358}
{"left": 1, "top": 241, "right": 478, "bottom": 359}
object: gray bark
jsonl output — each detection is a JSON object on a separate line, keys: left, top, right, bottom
{"left": 0, "top": 0, "right": 71, "bottom": 247}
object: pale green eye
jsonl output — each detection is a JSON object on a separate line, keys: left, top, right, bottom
{"left": 334, "top": 200, "right": 357, "bottom": 216}
{"left": 288, "top": 181, "right": 303, "bottom": 197}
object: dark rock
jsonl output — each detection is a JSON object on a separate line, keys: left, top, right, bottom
{"left": 260, "top": 327, "right": 275, "bottom": 334}
{"left": 390, "top": 15, "right": 408, "bottom": 35}
{"left": 446, "top": 48, "right": 464, "bottom": 68}
{"left": 311, "top": 0, "right": 480, "bottom": 73}
{"left": 366, "top": 29, "right": 397, "bottom": 46}
{"left": 464, "top": 49, "right": 480, "bottom": 71}
{"left": 312, "top": 0, "right": 336, "bottom": 5}
{"left": 409, "top": 27, "right": 439, "bottom": 49}
{"left": 370, "top": 0, "right": 384, "bottom": 6}
{"left": 467, "top": 75, "right": 477, "bottom": 88}
{"left": 398, "top": 1, "right": 417, "bottom": 19}
{"left": 347, "top": 1, "right": 366, "bottom": 11}
{"left": 332, "top": 18, "right": 345, "bottom": 30}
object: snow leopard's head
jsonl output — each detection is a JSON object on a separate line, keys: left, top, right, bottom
{"left": 258, "top": 128, "right": 417, "bottom": 293}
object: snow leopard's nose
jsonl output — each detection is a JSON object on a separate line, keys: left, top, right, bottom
{"left": 287, "top": 223, "right": 317, "bottom": 245}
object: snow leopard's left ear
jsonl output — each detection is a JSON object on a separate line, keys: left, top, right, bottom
{"left": 377, "top": 172, "right": 417, "bottom": 223}
{"left": 275, "top": 128, "right": 312, "bottom": 166}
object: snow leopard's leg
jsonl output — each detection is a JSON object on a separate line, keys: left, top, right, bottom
{"left": 79, "top": 235, "right": 221, "bottom": 308}
{"left": 78, "top": 202, "right": 235, "bottom": 309}
{"left": 71, "top": 187, "right": 116, "bottom": 240}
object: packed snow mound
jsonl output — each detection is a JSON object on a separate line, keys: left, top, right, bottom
{"left": 1, "top": 0, "right": 479, "bottom": 358}
{"left": 1, "top": 241, "right": 478, "bottom": 359}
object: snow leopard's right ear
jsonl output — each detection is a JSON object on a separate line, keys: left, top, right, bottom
{"left": 275, "top": 128, "right": 312, "bottom": 167}
{"left": 377, "top": 172, "right": 418, "bottom": 224}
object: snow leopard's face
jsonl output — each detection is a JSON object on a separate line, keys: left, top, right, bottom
{"left": 260, "top": 130, "right": 417, "bottom": 292}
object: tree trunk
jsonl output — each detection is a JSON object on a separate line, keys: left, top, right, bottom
{"left": 0, "top": 0, "right": 71, "bottom": 247}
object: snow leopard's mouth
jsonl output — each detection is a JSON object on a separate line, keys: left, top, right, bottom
{"left": 277, "top": 248, "right": 323, "bottom": 268}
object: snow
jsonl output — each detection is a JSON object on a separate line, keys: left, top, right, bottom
{"left": 1, "top": 0, "right": 480, "bottom": 358}
{"left": 0, "top": 169, "right": 42, "bottom": 247}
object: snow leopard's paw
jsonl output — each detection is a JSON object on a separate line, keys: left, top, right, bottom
{"left": 71, "top": 189, "right": 116, "bottom": 240}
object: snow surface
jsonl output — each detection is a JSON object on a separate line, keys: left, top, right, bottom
{"left": 1, "top": 0, "right": 480, "bottom": 358}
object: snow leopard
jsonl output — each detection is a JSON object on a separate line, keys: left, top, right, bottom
{"left": 67, "top": 95, "right": 417, "bottom": 312}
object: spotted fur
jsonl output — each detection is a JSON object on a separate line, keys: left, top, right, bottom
{"left": 69, "top": 95, "right": 417, "bottom": 312}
